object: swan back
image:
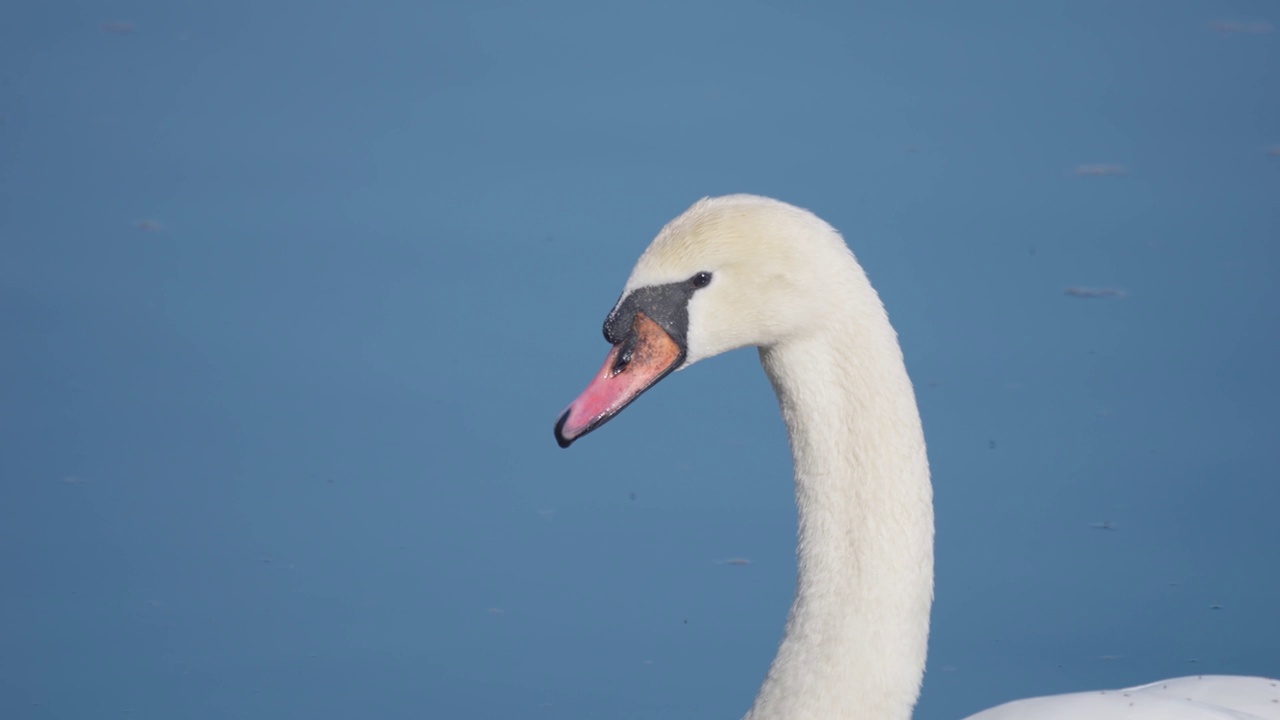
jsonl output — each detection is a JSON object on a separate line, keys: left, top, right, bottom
{"left": 964, "top": 676, "right": 1280, "bottom": 720}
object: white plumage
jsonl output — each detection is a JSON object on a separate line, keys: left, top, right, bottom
{"left": 560, "top": 195, "right": 1279, "bottom": 719}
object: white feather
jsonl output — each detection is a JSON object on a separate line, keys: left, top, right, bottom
{"left": 609, "top": 195, "right": 1278, "bottom": 719}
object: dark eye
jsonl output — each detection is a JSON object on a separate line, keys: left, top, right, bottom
{"left": 690, "top": 271, "right": 713, "bottom": 289}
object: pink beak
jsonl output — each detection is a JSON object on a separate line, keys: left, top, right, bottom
{"left": 555, "top": 311, "right": 684, "bottom": 447}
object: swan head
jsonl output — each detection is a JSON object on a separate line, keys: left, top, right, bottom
{"left": 555, "top": 194, "right": 859, "bottom": 447}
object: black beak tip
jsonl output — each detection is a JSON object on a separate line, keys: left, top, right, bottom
{"left": 554, "top": 411, "right": 574, "bottom": 449}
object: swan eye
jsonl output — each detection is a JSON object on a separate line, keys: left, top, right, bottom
{"left": 691, "top": 271, "right": 713, "bottom": 289}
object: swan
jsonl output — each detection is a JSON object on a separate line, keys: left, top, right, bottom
{"left": 553, "top": 194, "right": 1279, "bottom": 719}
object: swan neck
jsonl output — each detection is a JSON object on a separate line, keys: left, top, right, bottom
{"left": 745, "top": 293, "right": 934, "bottom": 720}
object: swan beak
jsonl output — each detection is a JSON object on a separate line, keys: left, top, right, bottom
{"left": 555, "top": 311, "right": 684, "bottom": 448}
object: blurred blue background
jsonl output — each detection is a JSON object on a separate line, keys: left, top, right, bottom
{"left": 2, "top": 2, "right": 1277, "bottom": 718}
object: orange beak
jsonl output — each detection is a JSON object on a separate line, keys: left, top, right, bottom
{"left": 554, "top": 311, "right": 684, "bottom": 447}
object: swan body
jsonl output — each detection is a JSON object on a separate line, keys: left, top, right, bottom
{"left": 554, "top": 195, "right": 1278, "bottom": 719}
{"left": 968, "top": 676, "right": 1280, "bottom": 719}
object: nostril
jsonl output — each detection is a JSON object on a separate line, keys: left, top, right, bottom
{"left": 616, "top": 350, "right": 633, "bottom": 370}
{"left": 612, "top": 337, "right": 636, "bottom": 375}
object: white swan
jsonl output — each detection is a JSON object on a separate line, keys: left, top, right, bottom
{"left": 554, "top": 195, "right": 1279, "bottom": 719}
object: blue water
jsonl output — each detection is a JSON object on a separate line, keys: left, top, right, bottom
{"left": 2, "top": 2, "right": 1277, "bottom": 718}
